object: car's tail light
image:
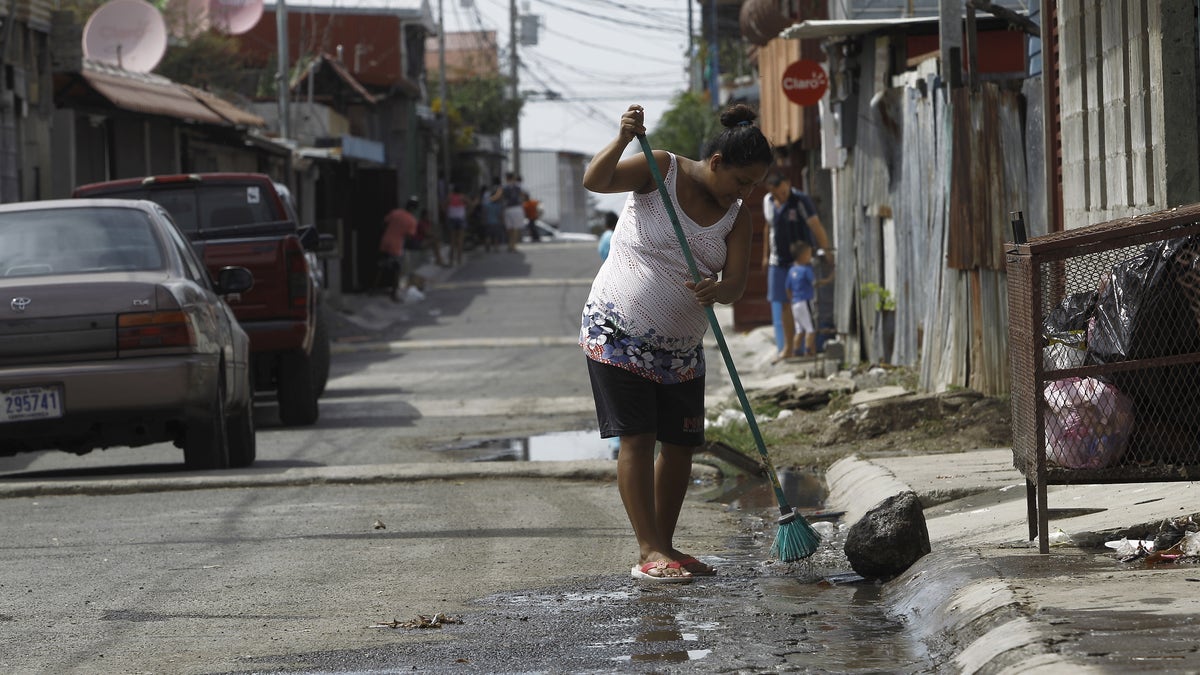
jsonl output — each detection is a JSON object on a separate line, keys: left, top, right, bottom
{"left": 284, "top": 236, "right": 310, "bottom": 310}
{"left": 118, "top": 310, "right": 195, "bottom": 351}
{"left": 117, "top": 286, "right": 196, "bottom": 352}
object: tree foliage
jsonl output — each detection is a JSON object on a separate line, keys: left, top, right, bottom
{"left": 647, "top": 90, "right": 720, "bottom": 160}
{"left": 437, "top": 74, "right": 523, "bottom": 141}
{"left": 157, "top": 33, "right": 249, "bottom": 94}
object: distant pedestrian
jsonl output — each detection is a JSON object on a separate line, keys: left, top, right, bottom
{"left": 523, "top": 192, "right": 542, "bottom": 242}
{"left": 785, "top": 240, "right": 825, "bottom": 357}
{"left": 597, "top": 210, "right": 618, "bottom": 261}
{"left": 481, "top": 180, "right": 503, "bottom": 252}
{"left": 762, "top": 173, "right": 831, "bottom": 362}
{"left": 580, "top": 103, "right": 772, "bottom": 582}
{"left": 445, "top": 184, "right": 468, "bottom": 265}
{"left": 377, "top": 196, "right": 419, "bottom": 301}
{"left": 491, "top": 172, "right": 524, "bottom": 253}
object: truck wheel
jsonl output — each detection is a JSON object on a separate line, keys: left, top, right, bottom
{"left": 184, "top": 375, "right": 231, "bottom": 470}
{"left": 277, "top": 351, "right": 319, "bottom": 426}
{"left": 312, "top": 309, "right": 331, "bottom": 397}
{"left": 227, "top": 393, "right": 256, "bottom": 468}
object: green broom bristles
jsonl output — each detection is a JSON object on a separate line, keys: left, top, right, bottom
{"left": 770, "top": 508, "right": 822, "bottom": 562}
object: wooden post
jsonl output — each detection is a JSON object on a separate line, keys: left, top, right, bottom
{"left": 939, "top": 0, "right": 963, "bottom": 88}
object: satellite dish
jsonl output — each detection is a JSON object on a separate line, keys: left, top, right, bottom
{"left": 82, "top": 0, "right": 168, "bottom": 73}
{"left": 168, "top": 0, "right": 211, "bottom": 40}
{"left": 209, "top": 0, "right": 264, "bottom": 36}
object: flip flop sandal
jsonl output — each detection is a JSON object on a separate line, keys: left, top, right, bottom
{"left": 630, "top": 561, "right": 693, "bottom": 583}
{"left": 676, "top": 555, "right": 717, "bottom": 576}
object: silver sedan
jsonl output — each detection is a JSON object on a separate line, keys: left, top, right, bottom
{"left": 0, "top": 199, "right": 255, "bottom": 469}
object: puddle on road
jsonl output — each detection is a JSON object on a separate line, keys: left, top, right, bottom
{"left": 413, "top": 431, "right": 919, "bottom": 671}
{"left": 440, "top": 430, "right": 618, "bottom": 462}
{"left": 475, "top": 531, "right": 920, "bottom": 672}
{"left": 248, "top": 465, "right": 921, "bottom": 673}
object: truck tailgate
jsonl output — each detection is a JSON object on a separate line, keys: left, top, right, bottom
{"left": 196, "top": 236, "right": 306, "bottom": 323}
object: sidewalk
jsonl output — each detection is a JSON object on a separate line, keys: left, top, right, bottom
{"left": 825, "top": 444, "right": 1200, "bottom": 672}
{"left": 324, "top": 257, "right": 458, "bottom": 343}
{"left": 711, "top": 304, "right": 1200, "bottom": 671}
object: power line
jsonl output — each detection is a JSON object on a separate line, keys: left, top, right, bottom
{"left": 529, "top": 49, "right": 682, "bottom": 86}
{"left": 518, "top": 60, "right": 609, "bottom": 125}
{"left": 513, "top": 0, "right": 687, "bottom": 35}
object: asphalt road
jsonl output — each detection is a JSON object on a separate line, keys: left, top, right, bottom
{"left": 0, "top": 242, "right": 919, "bottom": 674}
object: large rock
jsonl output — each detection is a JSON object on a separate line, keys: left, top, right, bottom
{"left": 844, "top": 491, "right": 931, "bottom": 581}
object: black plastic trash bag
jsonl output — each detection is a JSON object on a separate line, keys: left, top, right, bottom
{"left": 1088, "top": 235, "right": 1200, "bottom": 462}
{"left": 1042, "top": 291, "right": 1095, "bottom": 371}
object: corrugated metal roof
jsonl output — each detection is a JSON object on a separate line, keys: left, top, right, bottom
{"left": 265, "top": 0, "right": 435, "bottom": 30}
{"left": 78, "top": 61, "right": 264, "bottom": 127}
{"left": 182, "top": 85, "right": 267, "bottom": 127}
{"left": 267, "top": 0, "right": 424, "bottom": 10}
{"left": 781, "top": 11, "right": 1030, "bottom": 40}
{"left": 81, "top": 64, "right": 226, "bottom": 125}
{"left": 292, "top": 54, "right": 379, "bottom": 103}
{"left": 780, "top": 17, "right": 939, "bottom": 40}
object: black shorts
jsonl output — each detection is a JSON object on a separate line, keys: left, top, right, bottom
{"left": 586, "top": 358, "right": 705, "bottom": 447}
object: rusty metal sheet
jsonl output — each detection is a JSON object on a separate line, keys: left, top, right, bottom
{"left": 948, "top": 84, "right": 1025, "bottom": 271}
{"left": 82, "top": 68, "right": 225, "bottom": 125}
{"left": 182, "top": 85, "right": 266, "bottom": 128}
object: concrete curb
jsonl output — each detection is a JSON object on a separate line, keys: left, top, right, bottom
{"left": 0, "top": 460, "right": 727, "bottom": 499}
{"left": 825, "top": 455, "right": 1093, "bottom": 673}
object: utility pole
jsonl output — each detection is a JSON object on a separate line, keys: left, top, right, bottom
{"left": 438, "top": 0, "right": 451, "bottom": 192}
{"left": 708, "top": 0, "right": 719, "bottom": 108}
{"left": 509, "top": 0, "right": 520, "bottom": 177}
{"left": 277, "top": 0, "right": 289, "bottom": 139}
{"left": 687, "top": 0, "right": 697, "bottom": 91}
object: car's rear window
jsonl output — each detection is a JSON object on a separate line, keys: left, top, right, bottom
{"left": 97, "top": 183, "right": 280, "bottom": 234}
{"left": 0, "top": 207, "right": 164, "bottom": 278}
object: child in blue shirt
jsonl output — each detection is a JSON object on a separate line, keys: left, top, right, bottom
{"left": 785, "top": 240, "right": 822, "bottom": 357}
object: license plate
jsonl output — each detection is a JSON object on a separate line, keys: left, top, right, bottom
{"left": 1, "top": 385, "right": 64, "bottom": 423}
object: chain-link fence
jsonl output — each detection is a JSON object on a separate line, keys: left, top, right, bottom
{"left": 1008, "top": 204, "right": 1200, "bottom": 552}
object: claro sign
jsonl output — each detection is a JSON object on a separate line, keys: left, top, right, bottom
{"left": 782, "top": 59, "right": 828, "bottom": 107}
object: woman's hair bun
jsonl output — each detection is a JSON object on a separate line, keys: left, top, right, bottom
{"left": 719, "top": 103, "right": 758, "bottom": 129}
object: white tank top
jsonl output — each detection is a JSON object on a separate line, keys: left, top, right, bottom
{"left": 580, "top": 153, "right": 741, "bottom": 384}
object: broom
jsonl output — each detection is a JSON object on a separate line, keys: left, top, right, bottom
{"left": 636, "top": 134, "right": 821, "bottom": 562}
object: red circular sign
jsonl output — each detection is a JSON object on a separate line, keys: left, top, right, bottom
{"left": 781, "top": 59, "right": 828, "bottom": 106}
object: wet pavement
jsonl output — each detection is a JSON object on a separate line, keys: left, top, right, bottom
{"left": 227, "top": 528, "right": 926, "bottom": 674}
{"left": 7, "top": 242, "right": 1195, "bottom": 673}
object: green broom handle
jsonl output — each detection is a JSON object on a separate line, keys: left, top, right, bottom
{"left": 636, "top": 136, "right": 792, "bottom": 515}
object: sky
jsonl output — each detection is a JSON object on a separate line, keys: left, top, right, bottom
{"left": 441, "top": 0, "right": 696, "bottom": 211}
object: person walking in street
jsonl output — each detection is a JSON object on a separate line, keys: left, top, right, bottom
{"left": 445, "top": 184, "right": 468, "bottom": 266}
{"left": 762, "top": 172, "right": 832, "bottom": 362}
{"left": 523, "top": 192, "right": 542, "bottom": 242}
{"left": 480, "top": 181, "right": 503, "bottom": 252}
{"left": 377, "top": 196, "right": 419, "bottom": 302}
{"left": 597, "top": 210, "right": 618, "bottom": 261}
{"left": 580, "top": 103, "right": 772, "bottom": 582}
{"left": 491, "top": 172, "right": 525, "bottom": 253}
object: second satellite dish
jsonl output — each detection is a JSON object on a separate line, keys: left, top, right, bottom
{"left": 210, "top": 0, "right": 264, "bottom": 36}
{"left": 82, "top": 0, "right": 168, "bottom": 73}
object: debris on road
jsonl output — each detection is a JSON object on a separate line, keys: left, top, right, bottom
{"left": 370, "top": 613, "right": 464, "bottom": 630}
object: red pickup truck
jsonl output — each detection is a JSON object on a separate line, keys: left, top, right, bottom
{"left": 73, "top": 173, "right": 332, "bottom": 426}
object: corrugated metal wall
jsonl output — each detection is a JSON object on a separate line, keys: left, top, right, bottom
{"left": 826, "top": 28, "right": 1026, "bottom": 395}
{"left": 519, "top": 150, "right": 589, "bottom": 232}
